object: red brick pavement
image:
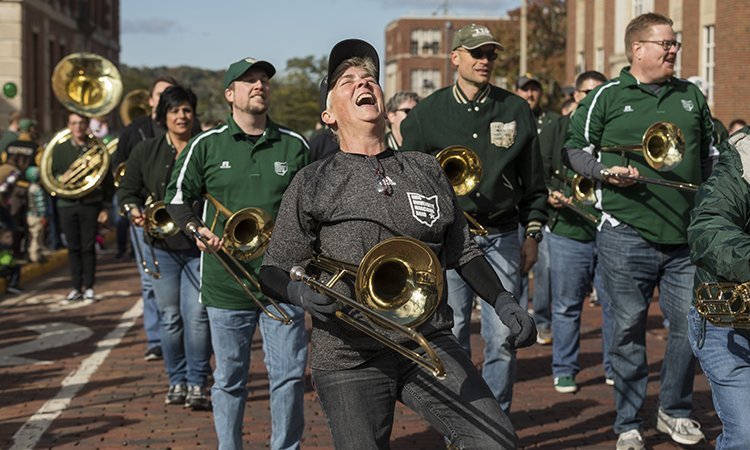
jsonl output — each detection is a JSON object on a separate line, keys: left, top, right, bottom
{"left": 0, "top": 254, "right": 720, "bottom": 449}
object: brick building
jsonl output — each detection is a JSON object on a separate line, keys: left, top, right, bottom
{"left": 0, "top": 0, "right": 120, "bottom": 136}
{"left": 566, "top": 0, "right": 749, "bottom": 125}
{"left": 384, "top": 17, "right": 510, "bottom": 102}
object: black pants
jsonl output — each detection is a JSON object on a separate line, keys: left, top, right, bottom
{"left": 59, "top": 204, "right": 99, "bottom": 291}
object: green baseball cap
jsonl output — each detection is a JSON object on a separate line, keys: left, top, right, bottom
{"left": 452, "top": 24, "right": 504, "bottom": 51}
{"left": 223, "top": 58, "right": 276, "bottom": 89}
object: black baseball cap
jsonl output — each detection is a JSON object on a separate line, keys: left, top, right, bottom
{"left": 320, "top": 39, "right": 380, "bottom": 97}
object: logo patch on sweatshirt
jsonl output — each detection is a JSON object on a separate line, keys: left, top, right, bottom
{"left": 220, "top": 161, "right": 231, "bottom": 169}
{"left": 274, "top": 161, "right": 288, "bottom": 176}
{"left": 681, "top": 99, "right": 694, "bottom": 112}
{"left": 407, "top": 192, "right": 440, "bottom": 227}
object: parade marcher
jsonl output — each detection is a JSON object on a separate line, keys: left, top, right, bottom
{"left": 259, "top": 38, "right": 534, "bottom": 450}
{"left": 165, "top": 57, "right": 309, "bottom": 450}
{"left": 3, "top": 131, "right": 38, "bottom": 257}
{"left": 118, "top": 85, "right": 212, "bottom": 410}
{"left": 53, "top": 112, "right": 113, "bottom": 302}
{"left": 114, "top": 76, "right": 178, "bottom": 362}
{"left": 384, "top": 91, "right": 419, "bottom": 150}
{"left": 688, "top": 128, "right": 750, "bottom": 449}
{"left": 541, "top": 70, "right": 614, "bottom": 393}
{"left": 562, "top": 13, "right": 716, "bottom": 449}
{"left": 515, "top": 73, "right": 560, "bottom": 346}
{"left": 400, "top": 23, "right": 548, "bottom": 414}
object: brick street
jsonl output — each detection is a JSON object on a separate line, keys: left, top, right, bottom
{"left": 0, "top": 251, "right": 719, "bottom": 449}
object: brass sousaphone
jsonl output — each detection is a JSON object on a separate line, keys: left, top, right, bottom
{"left": 40, "top": 53, "right": 123, "bottom": 199}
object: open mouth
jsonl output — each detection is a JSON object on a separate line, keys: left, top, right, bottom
{"left": 355, "top": 92, "right": 376, "bottom": 106}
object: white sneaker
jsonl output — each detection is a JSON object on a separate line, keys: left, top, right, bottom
{"left": 83, "top": 288, "right": 95, "bottom": 301}
{"left": 656, "top": 408, "right": 704, "bottom": 445}
{"left": 66, "top": 289, "right": 82, "bottom": 301}
{"left": 616, "top": 429, "right": 644, "bottom": 450}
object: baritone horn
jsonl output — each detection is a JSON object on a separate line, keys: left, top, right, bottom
{"left": 186, "top": 194, "right": 291, "bottom": 324}
{"left": 41, "top": 53, "right": 123, "bottom": 199}
{"left": 599, "top": 122, "right": 699, "bottom": 191}
{"left": 120, "top": 88, "right": 150, "bottom": 126}
{"left": 436, "top": 146, "right": 487, "bottom": 235}
{"left": 695, "top": 282, "right": 750, "bottom": 328}
{"left": 290, "top": 236, "right": 446, "bottom": 378}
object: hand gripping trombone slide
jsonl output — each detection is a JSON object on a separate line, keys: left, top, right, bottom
{"left": 289, "top": 236, "right": 446, "bottom": 378}
{"left": 187, "top": 222, "right": 292, "bottom": 324}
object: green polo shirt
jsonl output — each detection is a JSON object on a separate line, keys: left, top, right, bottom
{"left": 401, "top": 83, "right": 548, "bottom": 232}
{"left": 540, "top": 115, "right": 598, "bottom": 242}
{"left": 165, "top": 114, "right": 310, "bottom": 310}
{"left": 51, "top": 138, "right": 113, "bottom": 207}
{"left": 565, "top": 67, "right": 716, "bottom": 244}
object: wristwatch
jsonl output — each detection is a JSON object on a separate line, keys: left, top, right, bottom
{"left": 525, "top": 230, "right": 543, "bottom": 243}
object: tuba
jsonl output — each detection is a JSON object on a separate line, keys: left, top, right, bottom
{"left": 291, "top": 237, "right": 446, "bottom": 377}
{"left": 40, "top": 53, "right": 123, "bottom": 199}
{"left": 599, "top": 122, "right": 698, "bottom": 191}
{"left": 695, "top": 282, "right": 750, "bottom": 328}
{"left": 435, "top": 146, "right": 487, "bottom": 235}
{"left": 119, "top": 88, "right": 151, "bottom": 127}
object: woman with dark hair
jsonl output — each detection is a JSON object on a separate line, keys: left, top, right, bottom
{"left": 118, "top": 85, "right": 212, "bottom": 410}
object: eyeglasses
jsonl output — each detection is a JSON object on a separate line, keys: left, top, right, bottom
{"left": 459, "top": 48, "right": 498, "bottom": 61}
{"left": 638, "top": 39, "right": 682, "bottom": 51}
{"left": 367, "top": 156, "right": 393, "bottom": 196}
{"left": 396, "top": 108, "right": 412, "bottom": 115}
{"left": 577, "top": 89, "right": 593, "bottom": 95}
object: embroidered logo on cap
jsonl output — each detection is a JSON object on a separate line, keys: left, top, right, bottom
{"left": 407, "top": 192, "right": 440, "bottom": 227}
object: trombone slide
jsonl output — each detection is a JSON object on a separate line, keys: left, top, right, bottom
{"left": 122, "top": 204, "right": 161, "bottom": 279}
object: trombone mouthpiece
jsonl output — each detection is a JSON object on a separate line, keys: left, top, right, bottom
{"left": 290, "top": 266, "right": 306, "bottom": 281}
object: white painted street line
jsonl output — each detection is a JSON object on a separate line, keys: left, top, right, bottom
{"left": 8, "top": 299, "right": 143, "bottom": 450}
{"left": 0, "top": 322, "right": 94, "bottom": 367}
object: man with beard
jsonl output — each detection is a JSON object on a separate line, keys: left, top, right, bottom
{"left": 165, "top": 58, "right": 310, "bottom": 450}
{"left": 563, "top": 13, "right": 716, "bottom": 449}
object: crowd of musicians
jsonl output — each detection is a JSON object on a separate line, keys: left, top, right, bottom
{"left": 3, "top": 11, "right": 750, "bottom": 450}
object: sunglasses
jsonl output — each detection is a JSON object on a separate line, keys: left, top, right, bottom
{"left": 460, "top": 48, "right": 498, "bottom": 61}
{"left": 577, "top": 89, "right": 593, "bottom": 95}
{"left": 638, "top": 39, "right": 682, "bottom": 51}
{"left": 396, "top": 108, "right": 412, "bottom": 115}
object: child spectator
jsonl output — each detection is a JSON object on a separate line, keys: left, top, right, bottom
{"left": 0, "top": 227, "right": 21, "bottom": 294}
{"left": 25, "top": 166, "right": 47, "bottom": 263}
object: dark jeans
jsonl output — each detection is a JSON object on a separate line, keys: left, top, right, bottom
{"left": 59, "top": 204, "right": 99, "bottom": 290}
{"left": 312, "top": 332, "right": 516, "bottom": 450}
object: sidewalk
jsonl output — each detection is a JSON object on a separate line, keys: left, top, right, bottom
{"left": 0, "top": 255, "right": 720, "bottom": 449}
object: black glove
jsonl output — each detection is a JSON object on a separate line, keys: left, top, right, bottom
{"left": 286, "top": 280, "right": 340, "bottom": 324}
{"left": 493, "top": 291, "right": 537, "bottom": 348}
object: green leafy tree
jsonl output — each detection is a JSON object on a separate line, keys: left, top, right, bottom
{"left": 270, "top": 55, "right": 327, "bottom": 136}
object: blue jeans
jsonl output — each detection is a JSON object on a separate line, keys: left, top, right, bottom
{"left": 133, "top": 227, "right": 160, "bottom": 348}
{"left": 150, "top": 248, "right": 211, "bottom": 386}
{"left": 207, "top": 304, "right": 308, "bottom": 450}
{"left": 312, "top": 332, "right": 516, "bottom": 449}
{"left": 519, "top": 227, "right": 551, "bottom": 331}
{"left": 548, "top": 232, "right": 613, "bottom": 379}
{"left": 597, "top": 222, "right": 696, "bottom": 433}
{"left": 688, "top": 307, "right": 750, "bottom": 450}
{"left": 447, "top": 229, "right": 522, "bottom": 414}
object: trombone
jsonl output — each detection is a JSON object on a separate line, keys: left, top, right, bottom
{"left": 186, "top": 194, "right": 291, "bottom": 324}
{"left": 436, "top": 146, "right": 487, "bottom": 235}
{"left": 290, "top": 236, "right": 446, "bottom": 378}
{"left": 695, "top": 282, "right": 750, "bottom": 328}
{"left": 551, "top": 170, "right": 599, "bottom": 224}
{"left": 599, "top": 122, "right": 699, "bottom": 192}
{"left": 121, "top": 203, "right": 161, "bottom": 279}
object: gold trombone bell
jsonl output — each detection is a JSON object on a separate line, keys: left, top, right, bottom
{"left": 436, "top": 146, "right": 487, "bottom": 235}
{"left": 291, "top": 236, "right": 446, "bottom": 377}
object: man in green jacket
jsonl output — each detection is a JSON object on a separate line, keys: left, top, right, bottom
{"left": 688, "top": 128, "right": 750, "bottom": 449}
{"left": 563, "top": 13, "right": 716, "bottom": 450}
{"left": 165, "top": 58, "right": 309, "bottom": 450}
{"left": 401, "top": 23, "right": 547, "bottom": 414}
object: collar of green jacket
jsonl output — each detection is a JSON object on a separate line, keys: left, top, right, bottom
{"left": 452, "top": 82, "right": 491, "bottom": 104}
{"left": 225, "top": 113, "right": 283, "bottom": 143}
{"left": 619, "top": 66, "right": 677, "bottom": 96}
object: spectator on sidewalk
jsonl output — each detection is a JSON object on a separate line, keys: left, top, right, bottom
{"left": 25, "top": 166, "right": 47, "bottom": 263}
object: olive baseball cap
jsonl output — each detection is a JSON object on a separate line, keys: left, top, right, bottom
{"left": 452, "top": 24, "right": 504, "bottom": 51}
{"left": 223, "top": 58, "right": 276, "bottom": 89}
{"left": 516, "top": 73, "right": 542, "bottom": 90}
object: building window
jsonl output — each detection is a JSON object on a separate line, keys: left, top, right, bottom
{"left": 631, "top": 0, "right": 653, "bottom": 17}
{"left": 576, "top": 50, "right": 585, "bottom": 75}
{"left": 410, "top": 28, "right": 441, "bottom": 56}
{"left": 411, "top": 69, "right": 441, "bottom": 97}
{"left": 703, "top": 25, "right": 715, "bottom": 105}
{"left": 674, "top": 31, "right": 682, "bottom": 78}
{"left": 595, "top": 47, "right": 604, "bottom": 73}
